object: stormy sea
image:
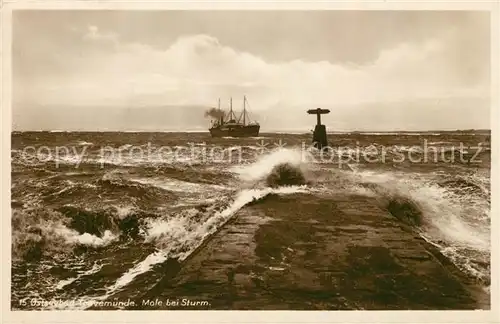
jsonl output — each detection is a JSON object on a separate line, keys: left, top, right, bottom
{"left": 11, "top": 131, "right": 491, "bottom": 310}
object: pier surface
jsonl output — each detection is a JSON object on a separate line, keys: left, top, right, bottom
{"left": 136, "top": 193, "right": 487, "bottom": 310}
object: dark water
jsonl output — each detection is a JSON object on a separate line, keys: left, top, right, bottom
{"left": 11, "top": 131, "right": 491, "bottom": 310}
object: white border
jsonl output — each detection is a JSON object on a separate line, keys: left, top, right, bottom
{"left": 1, "top": 1, "right": 499, "bottom": 323}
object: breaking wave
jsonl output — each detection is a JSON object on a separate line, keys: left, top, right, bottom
{"left": 347, "top": 169, "right": 490, "bottom": 284}
{"left": 85, "top": 150, "right": 312, "bottom": 304}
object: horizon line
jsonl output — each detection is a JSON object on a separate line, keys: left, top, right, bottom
{"left": 11, "top": 129, "right": 492, "bottom": 133}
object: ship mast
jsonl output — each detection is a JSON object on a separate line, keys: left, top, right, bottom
{"left": 228, "top": 97, "right": 239, "bottom": 121}
{"left": 243, "top": 96, "right": 246, "bottom": 125}
{"left": 229, "top": 97, "right": 233, "bottom": 121}
{"left": 236, "top": 95, "right": 249, "bottom": 125}
{"left": 218, "top": 98, "right": 222, "bottom": 124}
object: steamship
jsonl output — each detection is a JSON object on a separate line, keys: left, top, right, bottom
{"left": 208, "top": 96, "right": 260, "bottom": 137}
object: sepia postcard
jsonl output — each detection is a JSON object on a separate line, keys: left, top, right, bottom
{"left": 1, "top": 1, "right": 499, "bottom": 323}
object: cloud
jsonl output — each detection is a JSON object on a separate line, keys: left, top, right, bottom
{"left": 83, "top": 25, "right": 119, "bottom": 45}
{"left": 18, "top": 27, "right": 489, "bottom": 115}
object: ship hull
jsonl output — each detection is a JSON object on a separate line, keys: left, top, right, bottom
{"left": 209, "top": 125, "right": 260, "bottom": 138}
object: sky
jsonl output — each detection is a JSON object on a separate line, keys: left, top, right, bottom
{"left": 12, "top": 10, "right": 491, "bottom": 131}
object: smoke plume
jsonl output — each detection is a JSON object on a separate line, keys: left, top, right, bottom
{"left": 204, "top": 107, "right": 225, "bottom": 119}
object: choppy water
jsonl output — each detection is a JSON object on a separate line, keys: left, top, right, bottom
{"left": 11, "top": 131, "right": 491, "bottom": 310}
